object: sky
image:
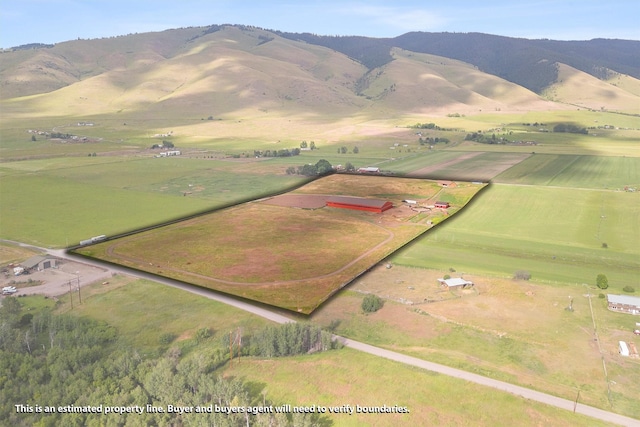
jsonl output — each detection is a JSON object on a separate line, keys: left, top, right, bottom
{"left": 1, "top": 0, "right": 639, "bottom": 48}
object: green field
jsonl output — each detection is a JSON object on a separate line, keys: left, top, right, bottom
{"left": 0, "top": 156, "right": 308, "bottom": 247}
{"left": 392, "top": 184, "right": 640, "bottom": 289}
{"left": 495, "top": 154, "right": 640, "bottom": 188}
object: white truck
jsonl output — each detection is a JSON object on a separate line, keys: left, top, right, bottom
{"left": 2, "top": 286, "right": 17, "bottom": 295}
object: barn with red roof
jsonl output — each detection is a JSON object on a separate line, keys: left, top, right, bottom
{"left": 326, "top": 196, "right": 393, "bottom": 213}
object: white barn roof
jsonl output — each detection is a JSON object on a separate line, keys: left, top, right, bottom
{"left": 607, "top": 294, "right": 640, "bottom": 307}
{"left": 438, "top": 278, "right": 473, "bottom": 287}
{"left": 619, "top": 341, "right": 630, "bottom": 356}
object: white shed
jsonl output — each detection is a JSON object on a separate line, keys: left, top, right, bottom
{"left": 619, "top": 341, "right": 630, "bottom": 357}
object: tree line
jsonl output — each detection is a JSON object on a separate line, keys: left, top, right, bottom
{"left": 0, "top": 297, "right": 336, "bottom": 426}
{"left": 286, "top": 159, "right": 333, "bottom": 176}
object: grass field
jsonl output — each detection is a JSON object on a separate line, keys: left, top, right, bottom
{"left": 43, "top": 277, "right": 614, "bottom": 426}
{"left": 58, "top": 277, "right": 269, "bottom": 354}
{"left": 311, "top": 269, "right": 640, "bottom": 419}
{"left": 74, "top": 175, "right": 484, "bottom": 313}
{"left": 226, "top": 349, "right": 614, "bottom": 427}
{"left": 494, "top": 154, "right": 640, "bottom": 188}
{"left": 392, "top": 184, "right": 640, "bottom": 289}
{"left": 0, "top": 156, "right": 308, "bottom": 247}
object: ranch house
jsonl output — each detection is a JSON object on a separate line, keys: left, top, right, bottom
{"left": 434, "top": 201, "right": 450, "bottom": 209}
{"left": 326, "top": 196, "right": 393, "bottom": 213}
{"left": 607, "top": 294, "right": 640, "bottom": 315}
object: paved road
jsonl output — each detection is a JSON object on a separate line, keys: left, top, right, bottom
{"left": 3, "top": 240, "right": 639, "bottom": 426}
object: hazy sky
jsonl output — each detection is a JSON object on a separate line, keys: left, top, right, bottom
{"left": 1, "top": 0, "right": 639, "bottom": 48}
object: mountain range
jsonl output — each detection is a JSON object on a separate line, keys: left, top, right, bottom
{"left": 1, "top": 24, "right": 639, "bottom": 117}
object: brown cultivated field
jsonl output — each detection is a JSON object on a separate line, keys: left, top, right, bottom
{"left": 75, "top": 175, "right": 484, "bottom": 313}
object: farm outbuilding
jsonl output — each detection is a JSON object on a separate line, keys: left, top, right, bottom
{"left": 437, "top": 180, "right": 457, "bottom": 188}
{"left": 438, "top": 277, "right": 474, "bottom": 289}
{"left": 434, "top": 201, "right": 450, "bottom": 209}
{"left": 357, "top": 167, "right": 380, "bottom": 174}
{"left": 21, "top": 256, "right": 57, "bottom": 272}
{"left": 326, "top": 196, "right": 393, "bottom": 213}
{"left": 619, "top": 341, "right": 630, "bottom": 357}
{"left": 607, "top": 294, "right": 640, "bottom": 315}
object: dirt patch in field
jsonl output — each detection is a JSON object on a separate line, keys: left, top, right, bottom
{"left": 260, "top": 194, "right": 329, "bottom": 209}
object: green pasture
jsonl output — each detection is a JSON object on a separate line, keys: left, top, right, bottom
{"left": 0, "top": 157, "right": 307, "bottom": 247}
{"left": 495, "top": 154, "right": 640, "bottom": 188}
{"left": 65, "top": 278, "right": 269, "bottom": 352}
{"left": 381, "top": 150, "right": 465, "bottom": 174}
{"left": 393, "top": 184, "right": 640, "bottom": 288}
{"left": 228, "top": 348, "right": 612, "bottom": 427}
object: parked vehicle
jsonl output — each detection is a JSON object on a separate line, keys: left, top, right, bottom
{"left": 2, "top": 286, "right": 17, "bottom": 295}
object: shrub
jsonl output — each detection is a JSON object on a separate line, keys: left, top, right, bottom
{"left": 598, "top": 293, "right": 605, "bottom": 299}
{"left": 361, "top": 294, "right": 383, "bottom": 313}
{"left": 159, "top": 333, "right": 177, "bottom": 345}
{"left": 195, "top": 327, "right": 212, "bottom": 343}
{"left": 514, "top": 270, "right": 531, "bottom": 281}
{"left": 443, "top": 274, "right": 451, "bottom": 280}
{"left": 623, "top": 286, "right": 635, "bottom": 293}
{"left": 596, "top": 274, "right": 608, "bottom": 290}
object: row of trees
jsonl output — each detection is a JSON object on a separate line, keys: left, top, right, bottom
{"left": 553, "top": 124, "right": 588, "bottom": 134}
{"left": 249, "top": 323, "right": 337, "bottom": 358}
{"left": 299, "top": 141, "right": 316, "bottom": 150}
{"left": 254, "top": 148, "right": 301, "bottom": 158}
{"left": 337, "top": 146, "right": 359, "bottom": 154}
{"left": 285, "top": 159, "right": 333, "bottom": 176}
{"left": 419, "top": 136, "right": 450, "bottom": 145}
{"left": 464, "top": 132, "right": 508, "bottom": 144}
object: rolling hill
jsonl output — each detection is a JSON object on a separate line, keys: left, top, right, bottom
{"left": 1, "top": 24, "right": 639, "bottom": 124}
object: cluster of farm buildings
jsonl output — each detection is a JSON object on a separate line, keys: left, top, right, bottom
{"left": 324, "top": 195, "right": 451, "bottom": 214}
{"left": 607, "top": 294, "right": 640, "bottom": 358}
{"left": 7, "top": 255, "right": 58, "bottom": 276}
{"left": 322, "top": 180, "right": 456, "bottom": 214}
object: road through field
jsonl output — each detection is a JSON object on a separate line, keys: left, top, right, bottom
{"left": 4, "top": 240, "right": 639, "bottom": 427}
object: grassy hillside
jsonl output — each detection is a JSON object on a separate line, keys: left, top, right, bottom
{"left": 544, "top": 63, "right": 640, "bottom": 113}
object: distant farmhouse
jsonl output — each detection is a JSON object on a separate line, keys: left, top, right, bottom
{"left": 607, "top": 294, "right": 640, "bottom": 315}
{"left": 438, "top": 277, "right": 474, "bottom": 289}
{"left": 437, "top": 180, "right": 457, "bottom": 188}
{"left": 357, "top": 167, "right": 380, "bottom": 174}
{"left": 434, "top": 201, "right": 450, "bottom": 209}
{"left": 326, "top": 196, "right": 393, "bottom": 213}
{"left": 158, "top": 150, "right": 181, "bottom": 157}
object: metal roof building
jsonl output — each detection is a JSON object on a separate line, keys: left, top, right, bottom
{"left": 438, "top": 277, "right": 474, "bottom": 288}
{"left": 607, "top": 294, "right": 640, "bottom": 315}
{"left": 326, "top": 196, "right": 393, "bottom": 213}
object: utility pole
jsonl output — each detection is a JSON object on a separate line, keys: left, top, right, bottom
{"left": 68, "top": 280, "right": 73, "bottom": 309}
{"left": 76, "top": 271, "right": 81, "bottom": 304}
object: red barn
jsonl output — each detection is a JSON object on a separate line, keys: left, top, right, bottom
{"left": 326, "top": 196, "right": 393, "bottom": 213}
{"left": 434, "top": 201, "right": 450, "bottom": 209}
